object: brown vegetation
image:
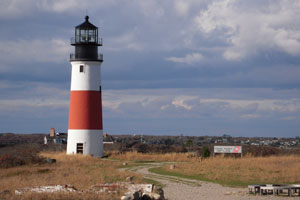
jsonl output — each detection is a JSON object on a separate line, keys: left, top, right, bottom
{"left": 161, "top": 155, "right": 300, "bottom": 186}
{"left": 0, "top": 133, "right": 45, "bottom": 147}
{"left": 0, "top": 146, "right": 44, "bottom": 168}
{"left": 3, "top": 192, "right": 121, "bottom": 200}
{"left": 111, "top": 152, "right": 300, "bottom": 186}
{"left": 0, "top": 152, "right": 142, "bottom": 200}
{"left": 110, "top": 151, "right": 200, "bottom": 162}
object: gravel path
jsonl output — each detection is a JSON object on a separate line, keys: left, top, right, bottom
{"left": 129, "top": 163, "right": 300, "bottom": 200}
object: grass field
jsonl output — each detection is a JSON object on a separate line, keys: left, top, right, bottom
{"left": 0, "top": 152, "right": 143, "bottom": 200}
{"left": 114, "top": 152, "right": 300, "bottom": 187}
{"left": 1, "top": 150, "right": 300, "bottom": 199}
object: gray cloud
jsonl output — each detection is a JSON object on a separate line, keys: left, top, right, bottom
{"left": 0, "top": 0, "right": 300, "bottom": 136}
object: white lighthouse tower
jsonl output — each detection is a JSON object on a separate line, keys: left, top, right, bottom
{"left": 67, "top": 16, "right": 104, "bottom": 157}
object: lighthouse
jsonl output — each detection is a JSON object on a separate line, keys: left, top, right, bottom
{"left": 67, "top": 16, "right": 104, "bottom": 157}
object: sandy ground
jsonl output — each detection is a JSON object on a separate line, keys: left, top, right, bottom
{"left": 130, "top": 163, "right": 300, "bottom": 200}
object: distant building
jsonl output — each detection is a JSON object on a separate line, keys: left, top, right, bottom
{"left": 44, "top": 131, "right": 67, "bottom": 145}
{"left": 50, "top": 128, "right": 55, "bottom": 137}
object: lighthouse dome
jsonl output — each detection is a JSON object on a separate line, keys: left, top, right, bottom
{"left": 76, "top": 16, "right": 97, "bottom": 29}
{"left": 70, "top": 15, "right": 103, "bottom": 61}
{"left": 73, "top": 16, "right": 100, "bottom": 45}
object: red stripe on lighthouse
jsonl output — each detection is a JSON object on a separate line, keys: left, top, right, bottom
{"left": 68, "top": 91, "right": 103, "bottom": 130}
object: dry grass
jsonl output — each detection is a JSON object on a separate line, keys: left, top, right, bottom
{"left": 110, "top": 151, "right": 200, "bottom": 162}
{"left": 160, "top": 155, "right": 300, "bottom": 186}
{"left": 6, "top": 192, "right": 121, "bottom": 200}
{"left": 0, "top": 152, "right": 142, "bottom": 200}
{"left": 111, "top": 152, "right": 300, "bottom": 186}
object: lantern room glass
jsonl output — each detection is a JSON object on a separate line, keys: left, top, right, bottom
{"left": 75, "top": 28, "right": 98, "bottom": 43}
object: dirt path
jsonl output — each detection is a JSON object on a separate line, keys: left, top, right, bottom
{"left": 127, "top": 163, "right": 298, "bottom": 200}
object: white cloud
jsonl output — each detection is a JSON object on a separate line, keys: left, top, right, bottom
{"left": 100, "top": 88, "right": 300, "bottom": 121}
{"left": 199, "top": 98, "right": 300, "bottom": 113}
{"left": 0, "top": 0, "right": 35, "bottom": 18}
{"left": 240, "top": 114, "right": 260, "bottom": 119}
{"left": 0, "top": 0, "right": 117, "bottom": 18}
{"left": 166, "top": 53, "right": 204, "bottom": 65}
{"left": 2, "top": 0, "right": 300, "bottom": 62}
{"left": 105, "top": 29, "right": 144, "bottom": 51}
{"left": 0, "top": 39, "right": 70, "bottom": 66}
{"left": 195, "top": 0, "right": 300, "bottom": 60}
{"left": 0, "top": 81, "right": 69, "bottom": 116}
{"left": 37, "top": 0, "right": 84, "bottom": 13}
{"left": 172, "top": 99, "right": 192, "bottom": 110}
{"left": 174, "top": 1, "right": 190, "bottom": 16}
{"left": 136, "top": 1, "right": 165, "bottom": 18}
{"left": 160, "top": 104, "right": 170, "bottom": 110}
{"left": 281, "top": 116, "right": 297, "bottom": 120}
{"left": 195, "top": 0, "right": 235, "bottom": 33}
{"left": 0, "top": 98, "right": 68, "bottom": 111}
{"left": 1, "top": 85, "right": 299, "bottom": 134}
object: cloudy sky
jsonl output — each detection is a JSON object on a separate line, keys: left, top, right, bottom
{"left": 0, "top": 0, "right": 300, "bottom": 137}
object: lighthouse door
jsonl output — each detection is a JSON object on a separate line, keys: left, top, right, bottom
{"left": 76, "top": 143, "right": 83, "bottom": 154}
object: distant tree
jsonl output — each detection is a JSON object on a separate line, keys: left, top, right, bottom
{"left": 135, "top": 144, "right": 149, "bottom": 153}
{"left": 163, "top": 138, "right": 174, "bottom": 146}
{"left": 184, "top": 139, "right": 193, "bottom": 147}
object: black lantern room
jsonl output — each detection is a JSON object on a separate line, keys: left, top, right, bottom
{"left": 70, "top": 16, "right": 103, "bottom": 61}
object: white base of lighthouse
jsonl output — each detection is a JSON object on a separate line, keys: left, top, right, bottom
{"left": 67, "top": 130, "right": 103, "bottom": 157}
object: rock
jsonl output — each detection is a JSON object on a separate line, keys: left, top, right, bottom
{"left": 128, "top": 184, "right": 153, "bottom": 194}
{"left": 152, "top": 186, "right": 165, "bottom": 200}
{"left": 123, "top": 162, "right": 128, "bottom": 166}
{"left": 133, "top": 191, "right": 142, "bottom": 199}
{"left": 126, "top": 176, "right": 134, "bottom": 182}
{"left": 45, "top": 158, "right": 56, "bottom": 164}
{"left": 170, "top": 164, "right": 175, "bottom": 169}
{"left": 151, "top": 193, "right": 162, "bottom": 199}
{"left": 141, "top": 193, "right": 152, "bottom": 200}
{"left": 0, "top": 190, "right": 11, "bottom": 198}
{"left": 121, "top": 195, "right": 131, "bottom": 200}
{"left": 0, "top": 190, "right": 10, "bottom": 195}
{"left": 123, "top": 190, "right": 142, "bottom": 200}
{"left": 143, "top": 192, "right": 164, "bottom": 200}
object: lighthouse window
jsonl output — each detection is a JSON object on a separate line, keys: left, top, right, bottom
{"left": 88, "top": 30, "right": 95, "bottom": 42}
{"left": 76, "top": 143, "right": 83, "bottom": 154}
{"left": 79, "top": 65, "right": 84, "bottom": 73}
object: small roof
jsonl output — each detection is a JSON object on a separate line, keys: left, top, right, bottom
{"left": 75, "top": 16, "right": 97, "bottom": 29}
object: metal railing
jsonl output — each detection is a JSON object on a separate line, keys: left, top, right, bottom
{"left": 70, "top": 53, "right": 103, "bottom": 61}
{"left": 70, "top": 37, "right": 103, "bottom": 46}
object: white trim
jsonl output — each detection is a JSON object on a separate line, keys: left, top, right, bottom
{"left": 70, "top": 61, "right": 102, "bottom": 91}
{"left": 67, "top": 129, "right": 103, "bottom": 157}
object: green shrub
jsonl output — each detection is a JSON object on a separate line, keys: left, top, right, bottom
{"left": 202, "top": 146, "right": 210, "bottom": 158}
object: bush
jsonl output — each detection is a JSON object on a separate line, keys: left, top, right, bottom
{"left": 202, "top": 146, "right": 210, "bottom": 158}
{"left": 0, "top": 145, "right": 45, "bottom": 168}
{"left": 135, "top": 144, "right": 149, "bottom": 153}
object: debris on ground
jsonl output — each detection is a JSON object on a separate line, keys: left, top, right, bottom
{"left": 0, "top": 190, "right": 11, "bottom": 199}
{"left": 170, "top": 165, "right": 175, "bottom": 170}
{"left": 248, "top": 184, "right": 300, "bottom": 197}
{"left": 45, "top": 158, "right": 56, "bottom": 164}
{"left": 15, "top": 185, "right": 77, "bottom": 195}
{"left": 15, "top": 182, "right": 165, "bottom": 200}
{"left": 126, "top": 176, "right": 134, "bottom": 182}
